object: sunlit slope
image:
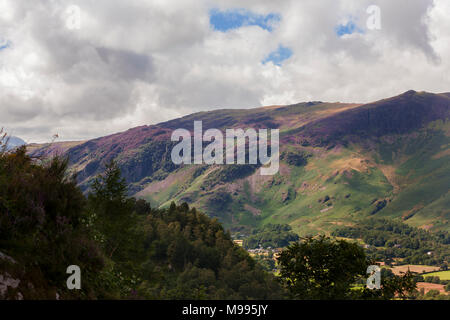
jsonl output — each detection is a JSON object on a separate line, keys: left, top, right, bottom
{"left": 29, "top": 91, "right": 450, "bottom": 235}
{"left": 137, "top": 91, "right": 450, "bottom": 234}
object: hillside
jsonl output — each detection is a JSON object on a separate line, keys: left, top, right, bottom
{"left": 28, "top": 90, "right": 450, "bottom": 235}
{"left": 0, "top": 148, "right": 283, "bottom": 299}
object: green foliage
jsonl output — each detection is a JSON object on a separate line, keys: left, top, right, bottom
{"left": 424, "top": 275, "right": 441, "bottom": 284}
{"left": 91, "top": 160, "right": 128, "bottom": 202}
{"left": 243, "top": 224, "right": 299, "bottom": 249}
{"left": 281, "top": 151, "right": 311, "bottom": 167}
{"left": 88, "top": 160, "right": 141, "bottom": 262}
{"left": 278, "top": 236, "right": 368, "bottom": 299}
{"left": 370, "top": 200, "right": 387, "bottom": 215}
{"left": 278, "top": 236, "right": 418, "bottom": 300}
{"left": 137, "top": 202, "right": 284, "bottom": 299}
{"left": 0, "top": 148, "right": 284, "bottom": 299}
{"left": 378, "top": 270, "right": 416, "bottom": 300}
{"left": 356, "top": 269, "right": 417, "bottom": 300}
{"left": 414, "top": 286, "right": 450, "bottom": 300}
{"left": 133, "top": 198, "right": 152, "bottom": 215}
{"left": 332, "top": 218, "right": 450, "bottom": 267}
{"left": 252, "top": 254, "right": 276, "bottom": 272}
{"left": 0, "top": 147, "right": 107, "bottom": 298}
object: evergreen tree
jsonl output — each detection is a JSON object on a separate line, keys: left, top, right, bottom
{"left": 88, "top": 160, "right": 137, "bottom": 261}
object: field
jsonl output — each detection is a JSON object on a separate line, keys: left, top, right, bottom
{"left": 416, "top": 282, "right": 447, "bottom": 294}
{"left": 423, "top": 270, "right": 450, "bottom": 280}
{"left": 390, "top": 265, "right": 440, "bottom": 275}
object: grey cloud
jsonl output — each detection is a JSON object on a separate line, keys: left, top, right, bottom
{"left": 0, "top": 95, "right": 44, "bottom": 122}
{"left": 0, "top": 0, "right": 448, "bottom": 143}
{"left": 58, "top": 81, "right": 138, "bottom": 120}
{"left": 376, "top": 0, "right": 439, "bottom": 62}
{"left": 96, "top": 47, "right": 155, "bottom": 81}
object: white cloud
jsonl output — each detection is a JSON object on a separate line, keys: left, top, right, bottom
{"left": 0, "top": 0, "right": 448, "bottom": 142}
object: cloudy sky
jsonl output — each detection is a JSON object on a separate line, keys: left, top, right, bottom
{"left": 1, "top": 0, "right": 449, "bottom": 143}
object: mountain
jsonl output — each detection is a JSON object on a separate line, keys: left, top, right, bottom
{"left": 4, "top": 136, "right": 26, "bottom": 150}
{"left": 28, "top": 91, "right": 450, "bottom": 235}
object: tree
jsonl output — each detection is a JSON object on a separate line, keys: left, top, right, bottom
{"left": 1, "top": 150, "right": 285, "bottom": 300}
{"left": 278, "top": 236, "right": 418, "bottom": 300}
{"left": 0, "top": 147, "right": 107, "bottom": 298}
{"left": 91, "top": 160, "right": 128, "bottom": 203}
{"left": 133, "top": 198, "right": 151, "bottom": 215}
{"left": 88, "top": 160, "right": 137, "bottom": 261}
{"left": 277, "top": 236, "right": 368, "bottom": 299}
{"left": 425, "top": 289, "right": 440, "bottom": 299}
{"left": 378, "top": 270, "right": 416, "bottom": 300}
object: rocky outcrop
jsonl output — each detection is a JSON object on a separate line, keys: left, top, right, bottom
{"left": 0, "top": 251, "right": 22, "bottom": 300}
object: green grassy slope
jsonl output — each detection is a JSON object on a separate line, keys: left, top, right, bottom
{"left": 135, "top": 91, "right": 450, "bottom": 235}
{"left": 29, "top": 91, "right": 450, "bottom": 235}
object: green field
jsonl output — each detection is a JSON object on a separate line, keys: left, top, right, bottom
{"left": 424, "top": 270, "right": 450, "bottom": 280}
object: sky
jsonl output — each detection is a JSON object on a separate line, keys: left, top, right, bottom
{"left": 0, "top": 0, "right": 449, "bottom": 143}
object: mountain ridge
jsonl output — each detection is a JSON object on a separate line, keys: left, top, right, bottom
{"left": 27, "top": 90, "right": 450, "bottom": 235}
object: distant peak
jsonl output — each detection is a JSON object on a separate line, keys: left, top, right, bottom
{"left": 403, "top": 90, "right": 417, "bottom": 95}
{"left": 4, "top": 136, "right": 26, "bottom": 150}
{"left": 306, "top": 101, "right": 323, "bottom": 106}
